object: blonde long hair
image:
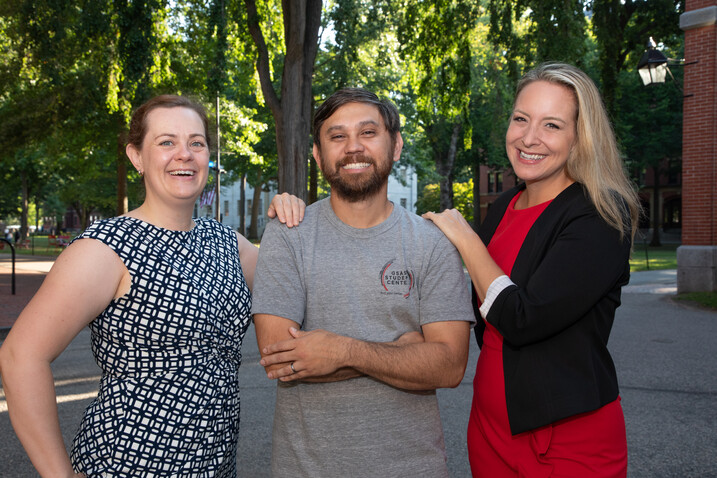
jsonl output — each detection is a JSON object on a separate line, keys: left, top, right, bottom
{"left": 516, "top": 63, "right": 640, "bottom": 240}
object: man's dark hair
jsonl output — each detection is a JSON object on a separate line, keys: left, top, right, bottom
{"left": 312, "top": 88, "right": 401, "bottom": 149}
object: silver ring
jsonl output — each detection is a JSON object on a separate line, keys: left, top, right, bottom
{"left": 290, "top": 362, "right": 297, "bottom": 373}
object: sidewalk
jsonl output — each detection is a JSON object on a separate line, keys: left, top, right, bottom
{"left": 0, "top": 254, "right": 683, "bottom": 338}
{"left": 1, "top": 256, "right": 716, "bottom": 476}
{"left": 0, "top": 255, "right": 55, "bottom": 337}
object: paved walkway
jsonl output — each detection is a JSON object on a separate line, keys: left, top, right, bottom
{"left": 0, "top": 255, "right": 56, "bottom": 334}
{"left": 0, "top": 253, "right": 685, "bottom": 337}
{"left": 1, "top": 255, "right": 716, "bottom": 476}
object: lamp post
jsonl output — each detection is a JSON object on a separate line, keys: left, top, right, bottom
{"left": 637, "top": 37, "right": 670, "bottom": 86}
{"left": 636, "top": 37, "right": 698, "bottom": 94}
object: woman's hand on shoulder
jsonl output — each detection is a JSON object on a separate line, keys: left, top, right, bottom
{"left": 266, "top": 192, "right": 305, "bottom": 228}
{"left": 422, "top": 209, "right": 476, "bottom": 250}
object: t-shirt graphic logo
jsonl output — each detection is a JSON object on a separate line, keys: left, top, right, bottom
{"left": 380, "top": 259, "right": 414, "bottom": 298}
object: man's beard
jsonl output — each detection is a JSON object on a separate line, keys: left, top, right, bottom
{"left": 321, "top": 152, "right": 394, "bottom": 203}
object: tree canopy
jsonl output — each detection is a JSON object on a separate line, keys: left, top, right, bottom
{"left": 0, "top": 0, "right": 685, "bottom": 236}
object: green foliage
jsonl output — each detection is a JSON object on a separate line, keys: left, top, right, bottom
{"left": 0, "top": 0, "right": 691, "bottom": 237}
{"left": 527, "top": 1, "right": 588, "bottom": 66}
{"left": 396, "top": 1, "right": 483, "bottom": 210}
{"left": 320, "top": 0, "right": 396, "bottom": 92}
{"left": 616, "top": 65, "right": 683, "bottom": 177}
{"left": 415, "top": 180, "right": 474, "bottom": 223}
{"left": 398, "top": 1, "right": 478, "bottom": 118}
{"left": 590, "top": 0, "right": 683, "bottom": 114}
{"left": 488, "top": 0, "right": 589, "bottom": 75}
{"left": 461, "top": 17, "right": 514, "bottom": 175}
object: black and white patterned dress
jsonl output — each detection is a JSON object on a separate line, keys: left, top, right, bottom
{"left": 69, "top": 216, "right": 251, "bottom": 477}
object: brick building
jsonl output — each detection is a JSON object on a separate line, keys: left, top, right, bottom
{"left": 677, "top": 0, "right": 717, "bottom": 292}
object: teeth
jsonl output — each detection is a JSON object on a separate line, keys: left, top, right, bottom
{"left": 342, "top": 162, "right": 371, "bottom": 170}
{"left": 170, "top": 170, "right": 195, "bottom": 176}
{"left": 520, "top": 151, "right": 545, "bottom": 161}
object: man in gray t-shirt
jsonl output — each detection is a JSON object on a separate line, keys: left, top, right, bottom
{"left": 252, "top": 88, "right": 475, "bottom": 478}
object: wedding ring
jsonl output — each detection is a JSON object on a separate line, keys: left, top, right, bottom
{"left": 290, "top": 362, "right": 297, "bottom": 373}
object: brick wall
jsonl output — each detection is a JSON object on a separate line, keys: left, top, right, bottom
{"left": 690, "top": 0, "right": 716, "bottom": 10}
{"left": 681, "top": 0, "right": 717, "bottom": 245}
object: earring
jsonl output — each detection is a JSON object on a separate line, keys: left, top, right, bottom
{"left": 138, "top": 170, "right": 144, "bottom": 176}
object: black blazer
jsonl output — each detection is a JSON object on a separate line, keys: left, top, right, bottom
{"left": 473, "top": 182, "right": 631, "bottom": 435}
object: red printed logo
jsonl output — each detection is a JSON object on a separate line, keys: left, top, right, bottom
{"left": 380, "top": 260, "right": 414, "bottom": 298}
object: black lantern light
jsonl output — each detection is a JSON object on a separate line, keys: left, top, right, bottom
{"left": 637, "top": 37, "right": 670, "bottom": 86}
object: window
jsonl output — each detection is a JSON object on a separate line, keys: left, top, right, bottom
{"left": 496, "top": 173, "right": 503, "bottom": 193}
{"left": 488, "top": 173, "right": 495, "bottom": 193}
{"left": 224, "top": 200, "right": 229, "bottom": 217}
{"left": 400, "top": 198, "right": 407, "bottom": 208}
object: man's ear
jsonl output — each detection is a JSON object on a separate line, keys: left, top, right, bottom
{"left": 392, "top": 133, "right": 404, "bottom": 163}
{"left": 312, "top": 143, "right": 323, "bottom": 172}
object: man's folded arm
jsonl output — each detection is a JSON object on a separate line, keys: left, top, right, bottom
{"left": 253, "top": 313, "right": 362, "bottom": 382}
{"left": 260, "top": 319, "right": 471, "bottom": 390}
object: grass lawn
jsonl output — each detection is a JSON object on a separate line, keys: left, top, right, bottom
{"left": 0, "top": 235, "right": 73, "bottom": 257}
{"left": 630, "top": 243, "right": 678, "bottom": 272}
{"left": 674, "top": 292, "right": 717, "bottom": 311}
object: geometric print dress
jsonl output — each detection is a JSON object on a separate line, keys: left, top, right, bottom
{"left": 69, "top": 216, "right": 251, "bottom": 477}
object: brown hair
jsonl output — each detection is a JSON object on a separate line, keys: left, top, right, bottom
{"left": 312, "top": 88, "right": 401, "bottom": 150}
{"left": 515, "top": 63, "right": 640, "bottom": 240}
{"left": 127, "top": 95, "right": 210, "bottom": 150}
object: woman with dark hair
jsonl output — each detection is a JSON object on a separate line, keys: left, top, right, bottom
{"left": 0, "top": 95, "right": 304, "bottom": 477}
{"left": 424, "top": 63, "right": 640, "bottom": 477}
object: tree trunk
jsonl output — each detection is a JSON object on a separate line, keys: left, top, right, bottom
{"left": 249, "top": 180, "right": 263, "bottom": 240}
{"left": 78, "top": 204, "right": 89, "bottom": 231}
{"left": 56, "top": 213, "right": 64, "bottom": 234}
{"left": 439, "top": 174, "right": 454, "bottom": 212}
{"left": 650, "top": 165, "right": 662, "bottom": 247}
{"left": 20, "top": 172, "right": 29, "bottom": 241}
{"left": 246, "top": 0, "right": 322, "bottom": 201}
{"left": 309, "top": 155, "right": 318, "bottom": 204}
{"left": 116, "top": 112, "right": 128, "bottom": 215}
{"left": 434, "top": 122, "right": 462, "bottom": 212}
{"left": 239, "top": 173, "right": 246, "bottom": 236}
{"left": 472, "top": 160, "right": 481, "bottom": 230}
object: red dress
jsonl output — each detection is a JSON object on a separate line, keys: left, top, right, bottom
{"left": 467, "top": 192, "right": 627, "bottom": 478}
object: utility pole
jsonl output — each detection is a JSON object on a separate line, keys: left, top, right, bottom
{"left": 239, "top": 173, "right": 246, "bottom": 236}
{"left": 215, "top": 96, "right": 221, "bottom": 222}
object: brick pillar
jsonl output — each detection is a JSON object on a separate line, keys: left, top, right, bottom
{"left": 677, "top": 1, "right": 717, "bottom": 292}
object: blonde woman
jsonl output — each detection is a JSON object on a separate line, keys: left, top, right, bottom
{"left": 424, "top": 63, "right": 639, "bottom": 477}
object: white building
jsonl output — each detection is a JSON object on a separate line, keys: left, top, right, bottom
{"left": 197, "top": 165, "right": 418, "bottom": 238}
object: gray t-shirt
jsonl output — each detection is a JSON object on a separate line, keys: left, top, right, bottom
{"left": 252, "top": 198, "right": 475, "bottom": 478}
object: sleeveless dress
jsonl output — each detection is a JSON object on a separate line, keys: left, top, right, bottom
{"left": 467, "top": 192, "right": 627, "bottom": 477}
{"left": 69, "top": 216, "right": 251, "bottom": 477}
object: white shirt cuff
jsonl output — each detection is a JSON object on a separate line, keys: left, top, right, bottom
{"left": 479, "top": 275, "right": 515, "bottom": 319}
